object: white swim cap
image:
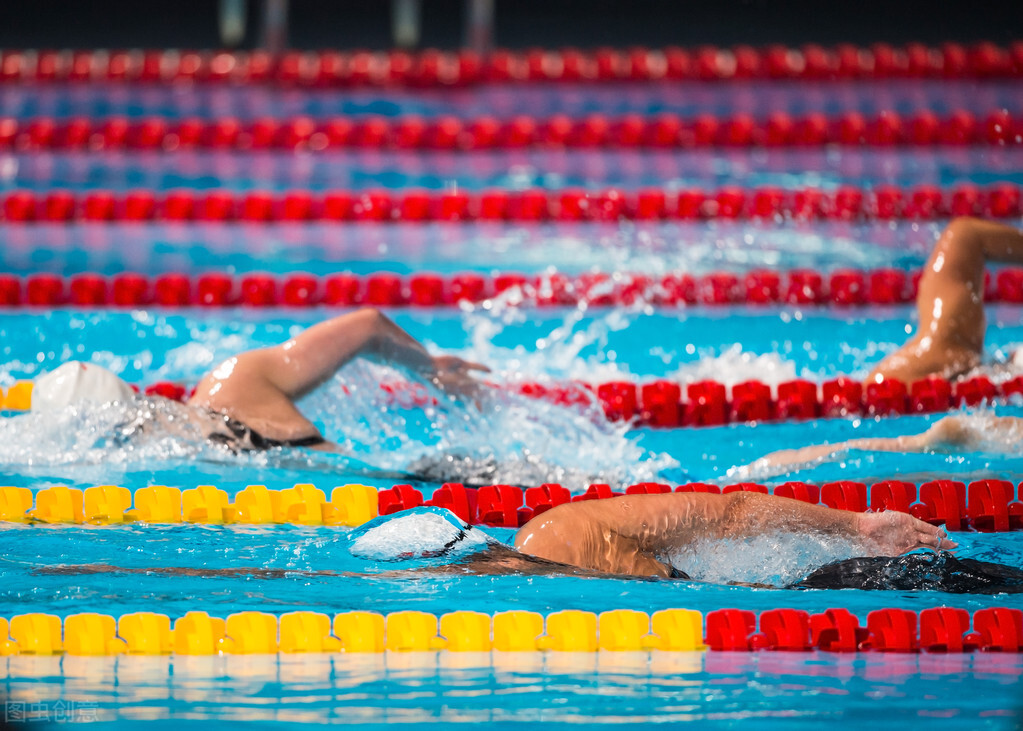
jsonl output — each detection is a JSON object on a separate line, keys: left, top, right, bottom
{"left": 32, "top": 361, "right": 136, "bottom": 412}
{"left": 350, "top": 509, "right": 486, "bottom": 561}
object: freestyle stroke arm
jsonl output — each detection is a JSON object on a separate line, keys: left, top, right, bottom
{"left": 867, "top": 217, "right": 1023, "bottom": 385}
{"left": 513, "top": 491, "right": 952, "bottom": 578}
{"left": 189, "top": 308, "right": 487, "bottom": 442}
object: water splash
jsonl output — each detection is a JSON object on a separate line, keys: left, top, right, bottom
{"left": 666, "top": 532, "right": 867, "bottom": 587}
{"left": 668, "top": 343, "right": 798, "bottom": 388}
{"left": 299, "top": 359, "right": 679, "bottom": 489}
{"left": 0, "top": 397, "right": 216, "bottom": 467}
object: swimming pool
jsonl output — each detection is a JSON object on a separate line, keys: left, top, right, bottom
{"left": 3, "top": 42, "right": 1023, "bottom": 728}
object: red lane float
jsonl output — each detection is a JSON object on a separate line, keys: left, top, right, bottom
{"left": 707, "top": 606, "right": 1021, "bottom": 652}
{"left": 1, "top": 43, "right": 1021, "bottom": 85}
{"left": 376, "top": 478, "right": 1021, "bottom": 531}
{"left": 49, "top": 359, "right": 1014, "bottom": 437}
{"left": 2, "top": 110, "right": 1021, "bottom": 151}
{"left": 3, "top": 184, "right": 1020, "bottom": 223}
{"left": 10, "top": 267, "right": 1023, "bottom": 311}
{"left": 48, "top": 369, "right": 1016, "bottom": 436}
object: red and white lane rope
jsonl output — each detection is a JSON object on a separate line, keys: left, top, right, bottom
{"left": 1, "top": 42, "right": 1021, "bottom": 85}
{"left": 9, "top": 266, "right": 1023, "bottom": 309}
{"left": 2, "top": 110, "right": 1020, "bottom": 150}
{"left": 2, "top": 183, "right": 1021, "bottom": 223}
{"left": 5, "top": 365, "right": 1020, "bottom": 430}
{"left": 374, "top": 477, "right": 1023, "bottom": 532}
{"left": 3, "top": 476, "right": 1021, "bottom": 532}
{"left": 2, "top": 604, "right": 1020, "bottom": 654}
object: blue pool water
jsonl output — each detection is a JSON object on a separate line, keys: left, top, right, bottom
{"left": 3, "top": 72, "right": 1023, "bottom": 728}
{"left": 0, "top": 221, "right": 953, "bottom": 276}
{"left": 7, "top": 148, "right": 1023, "bottom": 192}
{"left": 3, "top": 81, "right": 1020, "bottom": 119}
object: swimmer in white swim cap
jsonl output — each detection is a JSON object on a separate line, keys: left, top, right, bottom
{"left": 47, "top": 492, "right": 1022, "bottom": 594}
{"left": 20, "top": 310, "right": 486, "bottom": 456}
{"left": 31, "top": 361, "right": 136, "bottom": 412}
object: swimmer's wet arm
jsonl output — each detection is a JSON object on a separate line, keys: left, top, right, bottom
{"left": 514, "top": 493, "right": 793, "bottom": 577}
{"left": 868, "top": 217, "right": 1023, "bottom": 385}
{"left": 748, "top": 432, "right": 933, "bottom": 473}
{"left": 247, "top": 309, "right": 432, "bottom": 399}
{"left": 257, "top": 309, "right": 488, "bottom": 399}
{"left": 707, "top": 491, "right": 953, "bottom": 555}
{"left": 512, "top": 492, "right": 952, "bottom": 577}
{"left": 745, "top": 413, "right": 1023, "bottom": 475}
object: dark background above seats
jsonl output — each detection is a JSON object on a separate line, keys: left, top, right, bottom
{"left": 2, "top": 0, "right": 1021, "bottom": 50}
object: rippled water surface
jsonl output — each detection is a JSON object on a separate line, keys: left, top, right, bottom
{"left": 4, "top": 74, "right": 1023, "bottom": 727}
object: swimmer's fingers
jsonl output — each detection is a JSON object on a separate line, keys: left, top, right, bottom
{"left": 430, "top": 370, "right": 489, "bottom": 404}
{"left": 433, "top": 355, "right": 491, "bottom": 374}
{"left": 916, "top": 523, "right": 958, "bottom": 552}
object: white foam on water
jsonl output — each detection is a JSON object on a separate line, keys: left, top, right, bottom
{"left": 0, "top": 396, "right": 220, "bottom": 467}
{"left": 299, "top": 358, "right": 678, "bottom": 489}
{"left": 667, "top": 344, "right": 799, "bottom": 389}
{"left": 666, "top": 532, "right": 866, "bottom": 587}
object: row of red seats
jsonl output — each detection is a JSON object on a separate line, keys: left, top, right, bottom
{"left": 3, "top": 110, "right": 1019, "bottom": 150}
{"left": 8, "top": 266, "right": 1023, "bottom": 308}
{"left": 706, "top": 607, "right": 1022, "bottom": 652}
{"left": 3, "top": 184, "right": 1020, "bottom": 223}
{"left": 376, "top": 479, "right": 1023, "bottom": 532}
{"left": 1, "top": 42, "right": 1020, "bottom": 85}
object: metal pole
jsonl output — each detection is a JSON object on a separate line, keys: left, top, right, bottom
{"left": 262, "top": 0, "right": 289, "bottom": 54}
{"left": 392, "top": 0, "right": 422, "bottom": 49}
{"left": 219, "top": 0, "right": 248, "bottom": 48}
{"left": 465, "top": 0, "right": 495, "bottom": 54}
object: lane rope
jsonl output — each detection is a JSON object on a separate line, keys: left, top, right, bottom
{"left": 2, "top": 183, "right": 1021, "bottom": 223}
{"left": 3, "top": 365, "right": 1021, "bottom": 428}
{"left": 4, "top": 264, "right": 1023, "bottom": 311}
{"left": 1, "top": 43, "right": 1021, "bottom": 85}
{"left": 0, "top": 606, "right": 1019, "bottom": 655}
{"left": 2, "top": 110, "right": 1020, "bottom": 151}
{"left": 0, "top": 267, "right": 940, "bottom": 307}
{"left": 0, "top": 478, "right": 1020, "bottom": 531}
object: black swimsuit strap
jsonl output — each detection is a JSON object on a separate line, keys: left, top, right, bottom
{"left": 206, "top": 409, "right": 326, "bottom": 452}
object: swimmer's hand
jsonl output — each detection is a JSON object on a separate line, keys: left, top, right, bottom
{"left": 429, "top": 356, "right": 490, "bottom": 399}
{"left": 856, "top": 511, "right": 957, "bottom": 555}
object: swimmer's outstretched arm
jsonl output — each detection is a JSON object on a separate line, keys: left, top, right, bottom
{"left": 513, "top": 491, "right": 952, "bottom": 579}
{"left": 868, "top": 217, "right": 1023, "bottom": 385}
{"left": 743, "top": 413, "right": 1023, "bottom": 475}
{"left": 222, "top": 308, "right": 486, "bottom": 401}
{"left": 189, "top": 308, "right": 487, "bottom": 441}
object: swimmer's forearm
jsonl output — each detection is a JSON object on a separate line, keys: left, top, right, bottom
{"left": 364, "top": 314, "right": 436, "bottom": 374}
{"left": 964, "top": 218, "right": 1023, "bottom": 262}
{"left": 716, "top": 491, "right": 861, "bottom": 542}
{"left": 520, "top": 492, "right": 864, "bottom": 558}
{"left": 263, "top": 309, "right": 434, "bottom": 398}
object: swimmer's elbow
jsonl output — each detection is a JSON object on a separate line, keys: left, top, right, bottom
{"left": 718, "top": 490, "right": 755, "bottom": 527}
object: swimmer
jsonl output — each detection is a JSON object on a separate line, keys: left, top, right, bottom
{"left": 40, "top": 492, "right": 1023, "bottom": 593}
{"left": 187, "top": 308, "right": 488, "bottom": 451}
{"left": 746, "top": 217, "right": 1023, "bottom": 473}
{"left": 31, "top": 309, "right": 488, "bottom": 453}
{"left": 868, "top": 216, "right": 1023, "bottom": 385}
